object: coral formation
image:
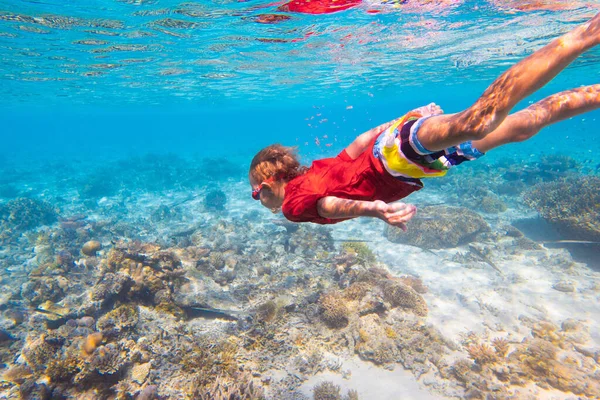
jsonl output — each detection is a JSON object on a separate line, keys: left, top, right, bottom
{"left": 312, "top": 381, "right": 341, "bottom": 400}
{"left": 382, "top": 282, "right": 428, "bottom": 317}
{"left": 0, "top": 197, "right": 58, "bottom": 231}
{"left": 82, "top": 240, "right": 102, "bottom": 256}
{"left": 466, "top": 343, "right": 497, "bottom": 365}
{"left": 318, "top": 292, "right": 349, "bottom": 329}
{"left": 491, "top": 337, "right": 509, "bottom": 357}
{"left": 340, "top": 241, "right": 376, "bottom": 265}
{"left": 193, "top": 371, "right": 264, "bottom": 399}
{"left": 21, "top": 276, "right": 67, "bottom": 306}
{"left": 523, "top": 176, "right": 600, "bottom": 240}
{"left": 82, "top": 332, "right": 104, "bottom": 355}
{"left": 384, "top": 206, "right": 490, "bottom": 249}
{"left": 478, "top": 195, "right": 507, "bottom": 213}
{"left": 97, "top": 305, "right": 139, "bottom": 337}
{"left": 3, "top": 153, "right": 599, "bottom": 400}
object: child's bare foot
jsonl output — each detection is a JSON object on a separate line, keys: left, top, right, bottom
{"left": 573, "top": 12, "right": 600, "bottom": 47}
{"left": 412, "top": 103, "right": 443, "bottom": 117}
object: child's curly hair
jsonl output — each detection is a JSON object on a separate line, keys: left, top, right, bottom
{"left": 249, "top": 144, "right": 308, "bottom": 183}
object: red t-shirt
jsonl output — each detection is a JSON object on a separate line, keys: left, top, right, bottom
{"left": 281, "top": 138, "right": 422, "bottom": 224}
{"left": 279, "top": 0, "right": 362, "bottom": 14}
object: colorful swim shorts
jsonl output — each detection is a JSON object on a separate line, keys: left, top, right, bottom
{"left": 373, "top": 112, "right": 484, "bottom": 183}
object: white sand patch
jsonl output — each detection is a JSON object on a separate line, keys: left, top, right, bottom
{"left": 330, "top": 216, "right": 600, "bottom": 347}
{"left": 299, "top": 356, "right": 440, "bottom": 400}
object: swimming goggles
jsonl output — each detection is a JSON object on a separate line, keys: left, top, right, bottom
{"left": 251, "top": 177, "right": 275, "bottom": 200}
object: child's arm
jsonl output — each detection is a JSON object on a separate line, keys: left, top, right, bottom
{"left": 317, "top": 197, "right": 416, "bottom": 230}
{"left": 344, "top": 103, "right": 443, "bottom": 160}
{"left": 344, "top": 120, "right": 398, "bottom": 159}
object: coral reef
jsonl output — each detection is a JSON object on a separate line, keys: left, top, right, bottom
{"left": 21, "top": 276, "right": 68, "bottom": 306}
{"left": 96, "top": 305, "right": 139, "bottom": 337}
{"left": 194, "top": 371, "right": 264, "bottom": 399}
{"left": 384, "top": 206, "right": 490, "bottom": 249}
{"left": 382, "top": 282, "right": 428, "bottom": 317}
{"left": 523, "top": 176, "right": 600, "bottom": 240}
{"left": 466, "top": 343, "right": 497, "bottom": 365}
{"left": 340, "top": 242, "right": 376, "bottom": 266}
{"left": 0, "top": 197, "right": 58, "bottom": 232}
{"left": 442, "top": 320, "right": 600, "bottom": 399}
{"left": 2, "top": 154, "right": 599, "bottom": 400}
{"left": 319, "top": 292, "right": 349, "bottom": 329}
{"left": 82, "top": 240, "right": 102, "bottom": 256}
{"left": 502, "top": 154, "right": 580, "bottom": 184}
{"left": 477, "top": 194, "right": 507, "bottom": 213}
{"left": 312, "top": 381, "right": 341, "bottom": 400}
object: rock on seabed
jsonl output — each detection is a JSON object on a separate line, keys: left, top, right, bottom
{"left": 384, "top": 206, "right": 490, "bottom": 249}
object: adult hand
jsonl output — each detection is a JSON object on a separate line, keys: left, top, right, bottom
{"left": 373, "top": 200, "right": 417, "bottom": 231}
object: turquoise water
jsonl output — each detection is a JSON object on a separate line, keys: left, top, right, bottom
{"left": 1, "top": 1, "right": 600, "bottom": 399}
{"left": 2, "top": 1, "right": 599, "bottom": 163}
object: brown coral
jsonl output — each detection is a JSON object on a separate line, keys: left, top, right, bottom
{"left": 194, "top": 371, "right": 264, "bottom": 400}
{"left": 382, "top": 282, "right": 428, "bottom": 317}
{"left": 22, "top": 335, "right": 60, "bottom": 371}
{"left": 97, "top": 304, "right": 139, "bottom": 337}
{"left": 397, "top": 276, "right": 428, "bottom": 294}
{"left": 343, "top": 282, "right": 371, "bottom": 300}
{"left": 81, "top": 240, "right": 102, "bottom": 256}
{"left": 466, "top": 343, "right": 497, "bottom": 365}
{"left": 312, "top": 381, "right": 342, "bottom": 400}
{"left": 82, "top": 332, "right": 104, "bottom": 355}
{"left": 451, "top": 359, "right": 474, "bottom": 383}
{"left": 319, "top": 292, "right": 349, "bottom": 329}
{"left": 2, "top": 365, "right": 33, "bottom": 384}
{"left": 256, "top": 300, "right": 279, "bottom": 323}
{"left": 491, "top": 337, "right": 509, "bottom": 358}
{"left": 46, "top": 353, "right": 81, "bottom": 383}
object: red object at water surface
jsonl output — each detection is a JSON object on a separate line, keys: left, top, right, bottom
{"left": 279, "top": 0, "right": 362, "bottom": 14}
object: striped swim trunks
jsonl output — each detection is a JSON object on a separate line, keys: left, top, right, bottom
{"left": 373, "top": 112, "right": 484, "bottom": 183}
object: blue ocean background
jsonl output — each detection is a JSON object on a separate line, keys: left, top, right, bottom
{"left": 2, "top": 0, "right": 599, "bottom": 167}
{"left": 1, "top": 1, "right": 600, "bottom": 399}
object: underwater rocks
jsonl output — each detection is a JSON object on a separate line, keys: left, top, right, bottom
{"left": 384, "top": 206, "right": 490, "bottom": 249}
{"left": 523, "top": 176, "right": 600, "bottom": 241}
{"left": 204, "top": 189, "right": 227, "bottom": 211}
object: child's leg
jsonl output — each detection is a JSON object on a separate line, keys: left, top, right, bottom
{"left": 416, "top": 13, "right": 600, "bottom": 152}
{"left": 472, "top": 85, "right": 600, "bottom": 152}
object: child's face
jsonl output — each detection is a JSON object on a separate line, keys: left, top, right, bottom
{"left": 249, "top": 176, "right": 285, "bottom": 213}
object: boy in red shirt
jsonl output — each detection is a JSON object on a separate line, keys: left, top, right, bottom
{"left": 249, "top": 13, "right": 600, "bottom": 230}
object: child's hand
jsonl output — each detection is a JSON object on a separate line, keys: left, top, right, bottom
{"left": 412, "top": 103, "right": 443, "bottom": 117}
{"left": 373, "top": 200, "right": 417, "bottom": 231}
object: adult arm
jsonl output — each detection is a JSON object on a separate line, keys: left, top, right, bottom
{"left": 317, "top": 196, "right": 417, "bottom": 230}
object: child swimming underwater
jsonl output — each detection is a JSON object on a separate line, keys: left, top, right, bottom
{"left": 249, "top": 13, "right": 600, "bottom": 230}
